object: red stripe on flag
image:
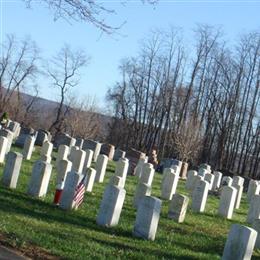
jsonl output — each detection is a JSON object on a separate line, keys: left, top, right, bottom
{"left": 73, "top": 175, "right": 87, "bottom": 208}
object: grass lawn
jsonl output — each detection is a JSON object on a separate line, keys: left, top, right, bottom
{"left": 0, "top": 146, "right": 259, "bottom": 259}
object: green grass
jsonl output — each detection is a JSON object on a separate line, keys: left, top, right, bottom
{"left": 0, "top": 146, "right": 259, "bottom": 259}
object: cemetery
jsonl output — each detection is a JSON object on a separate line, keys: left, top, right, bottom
{"left": 1, "top": 1, "right": 260, "bottom": 259}
{"left": 0, "top": 121, "right": 259, "bottom": 259}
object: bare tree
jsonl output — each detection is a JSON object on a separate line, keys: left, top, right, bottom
{"left": 47, "top": 44, "right": 90, "bottom": 134}
{"left": 107, "top": 26, "right": 260, "bottom": 178}
{"left": 64, "top": 95, "right": 102, "bottom": 139}
{"left": 172, "top": 118, "right": 203, "bottom": 164}
{"left": 0, "top": 35, "right": 39, "bottom": 115}
{"left": 24, "top": 0, "right": 158, "bottom": 34}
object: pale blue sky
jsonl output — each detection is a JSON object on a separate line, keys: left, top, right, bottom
{"left": 1, "top": 0, "right": 260, "bottom": 107}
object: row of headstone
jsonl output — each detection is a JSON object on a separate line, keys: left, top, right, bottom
{"left": 96, "top": 160, "right": 191, "bottom": 240}
{"left": 182, "top": 164, "right": 260, "bottom": 258}
{"left": 0, "top": 148, "right": 53, "bottom": 197}
{"left": 184, "top": 164, "right": 260, "bottom": 229}
{"left": 54, "top": 133, "right": 76, "bottom": 148}
{"left": 53, "top": 146, "right": 111, "bottom": 209}
{"left": 3, "top": 132, "right": 254, "bottom": 226}
{"left": 96, "top": 156, "right": 163, "bottom": 241}
{"left": 4, "top": 130, "right": 260, "bottom": 249}
{"left": 55, "top": 146, "right": 109, "bottom": 190}
{"left": 4, "top": 139, "right": 260, "bottom": 251}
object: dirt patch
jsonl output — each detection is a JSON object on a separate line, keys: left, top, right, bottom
{"left": 0, "top": 233, "right": 61, "bottom": 260}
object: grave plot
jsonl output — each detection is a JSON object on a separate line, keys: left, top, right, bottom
{"left": 0, "top": 146, "right": 259, "bottom": 259}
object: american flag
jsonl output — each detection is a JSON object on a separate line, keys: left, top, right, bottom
{"left": 73, "top": 174, "right": 87, "bottom": 208}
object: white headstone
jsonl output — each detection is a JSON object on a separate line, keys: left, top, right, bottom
{"left": 2, "top": 151, "right": 23, "bottom": 189}
{"left": 232, "top": 183, "right": 243, "bottom": 209}
{"left": 133, "top": 182, "right": 152, "bottom": 208}
{"left": 56, "top": 159, "right": 72, "bottom": 185}
{"left": 233, "top": 176, "right": 245, "bottom": 187}
{"left": 247, "top": 179, "right": 260, "bottom": 203}
{"left": 191, "top": 180, "right": 209, "bottom": 213}
{"left": 140, "top": 163, "right": 155, "bottom": 186}
{"left": 96, "top": 185, "right": 126, "bottom": 227}
{"left": 70, "top": 137, "right": 76, "bottom": 147}
{"left": 1, "top": 129, "right": 14, "bottom": 154}
{"left": 199, "top": 163, "right": 211, "bottom": 173}
{"left": 40, "top": 141, "right": 53, "bottom": 163}
{"left": 0, "top": 136, "right": 8, "bottom": 163}
{"left": 172, "top": 165, "right": 181, "bottom": 177}
{"left": 161, "top": 168, "right": 179, "bottom": 200}
{"left": 71, "top": 149, "right": 86, "bottom": 174}
{"left": 218, "top": 186, "right": 237, "bottom": 219}
{"left": 8, "top": 121, "right": 20, "bottom": 138}
{"left": 133, "top": 196, "right": 162, "bottom": 241}
{"left": 93, "top": 142, "right": 102, "bottom": 162}
{"left": 109, "top": 175, "right": 124, "bottom": 188}
{"left": 198, "top": 168, "right": 209, "bottom": 178}
{"left": 27, "top": 160, "right": 52, "bottom": 197}
{"left": 114, "top": 158, "right": 129, "bottom": 187}
{"left": 85, "top": 167, "right": 96, "bottom": 192}
{"left": 221, "top": 176, "right": 233, "bottom": 187}
{"left": 95, "top": 154, "right": 108, "bottom": 183}
{"left": 185, "top": 170, "right": 197, "bottom": 190}
{"left": 41, "top": 141, "right": 53, "bottom": 158}
{"left": 68, "top": 146, "right": 79, "bottom": 161}
{"left": 22, "top": 135, "right": 35, "bottom": 160}
{"left": 247, "top": 194, "right": 260, "bottom": 224}
{"left": 41, "top": 154, "right": 52, "bottom": 163}
{"left": 190, "top": 175, "right": 203, "bottom": 194}
{"left": 222, "top": 224, "right": 257, "bottom": 260}
{"left": 212, "top": 171, "right": 222, "bottom": 191}
{"left": 252, "top": 219, "right": 260, "bottom": 249}
{"left": 134, "top": 158, "right": 147, "bottom": 178}
{"left": 84, "top": 149, "right": 94, "bottom": 170}
{"left": 204, "top": 173, "right": 215, "bottom": 191}
{"left": 168, "top": 194, "right": 189, "bottom": 223}
{"left": 56, "top": 144, "right": 69, "bottom": 166}
{"left": 75, "top": 138, "right": 84, "bottom": 149}
{"left": 59, "top": 171, "right": 82, "bottom": 210}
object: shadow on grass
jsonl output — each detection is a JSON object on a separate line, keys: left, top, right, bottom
{"left": 155, "top": 226, "right": 224, "bottom": 257}
{"left": 0, "top": 187, "right": 133, "bottom": 239}
{"left": 85, "top": 236, "right": 193, "bottom": 259}
{"left": 234, "top": 210, "right": 247, "bottom": 217}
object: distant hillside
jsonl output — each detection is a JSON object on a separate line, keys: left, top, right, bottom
{"left": 17, "top": 90, "right": 113, "bottom": 140}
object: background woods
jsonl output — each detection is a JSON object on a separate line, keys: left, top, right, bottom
{"left": 106, "top": 26, "right": 260, "bottom": 178}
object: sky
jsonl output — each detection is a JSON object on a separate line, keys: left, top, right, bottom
{"left": 1, "top": 0, "right": 260, "bottom": 108}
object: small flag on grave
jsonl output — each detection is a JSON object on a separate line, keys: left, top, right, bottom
{"left": 73, "top": 174, "right": 87, "bottom": 208}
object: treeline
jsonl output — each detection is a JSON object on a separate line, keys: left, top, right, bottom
{"left": 106, "top": 25, "right": 260, "bottom": 178}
